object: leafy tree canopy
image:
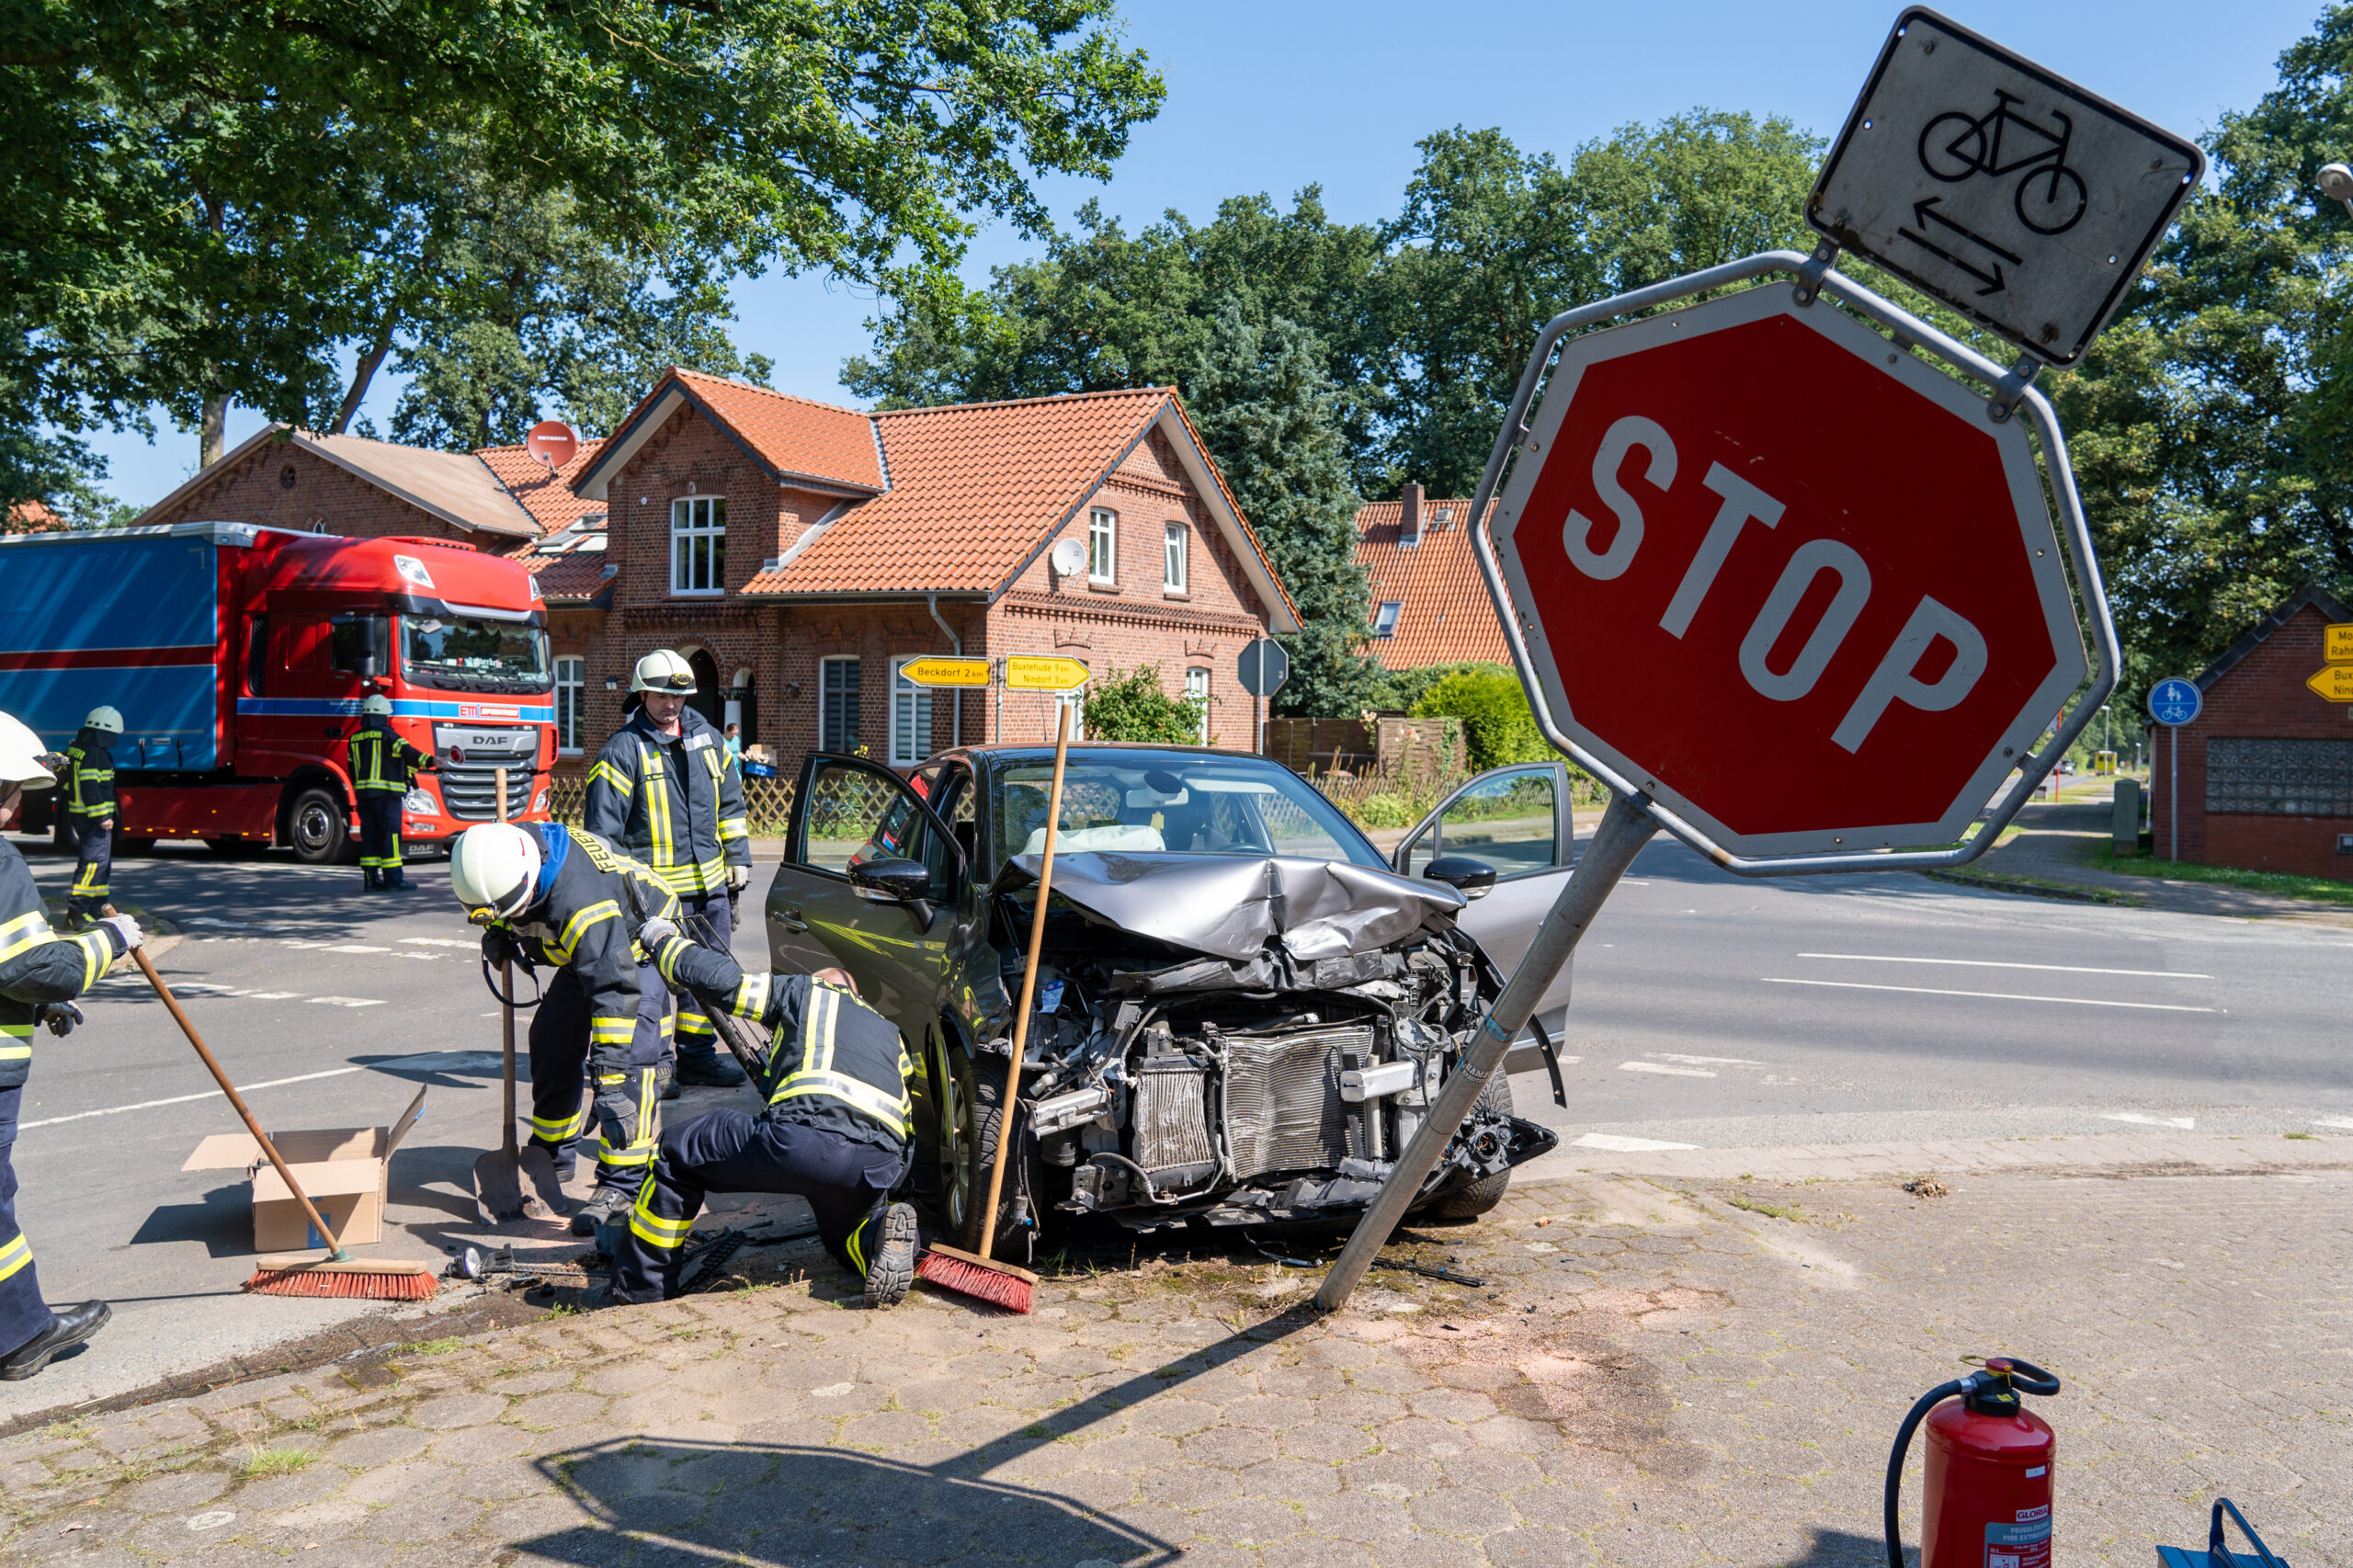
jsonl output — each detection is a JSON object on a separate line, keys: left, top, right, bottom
{"left": 1081, "top": 666, "right": 1206, "bottom": 745}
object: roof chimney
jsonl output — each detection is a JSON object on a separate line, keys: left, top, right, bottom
{"left": 1400, "top": 481, "right": 1424, "bottom": 547}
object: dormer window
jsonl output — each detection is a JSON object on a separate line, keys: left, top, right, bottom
{"left": 1372, "top": 601, "right": 1402, "bottom": 638}
{"left": 671, "top": 496, "right": 725, "bottom": 595}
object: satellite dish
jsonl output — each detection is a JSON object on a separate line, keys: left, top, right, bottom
{"left": 525, "top": 420, "right": 579, "bottom": 472}
{"left": 1050, "top": 539, "right": 1087, "bottom": 577}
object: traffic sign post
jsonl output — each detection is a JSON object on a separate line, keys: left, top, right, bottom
{"left": 1237, "top": 639, "right": 1289, "bottom": 757}
{"left": 2148, "top": 676, "right": 2201, "bottom": 862}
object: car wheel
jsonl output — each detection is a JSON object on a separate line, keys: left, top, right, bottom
{"left": 1423, "top": 1072, "right": 1515, "bottom": 1220}
{"left": 288, "top": 787, "right": 353, "bottom": 865}
{"left": 941, "top": 1043, "right": 1043, "bottom": 1257}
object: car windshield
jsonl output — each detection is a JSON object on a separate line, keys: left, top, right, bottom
{"left": 400, "top": 616, "right": 551, "bottom": 694}
{"left": 991, "top": 751, "right": 1383, "bottom": 870}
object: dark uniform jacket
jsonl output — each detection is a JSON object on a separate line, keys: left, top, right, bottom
{"left": 494, "top": 825, "right": 680, "bottom": 1078}
{"left": 582, "top": 708, "right": 749, "bottom": 897}
{"left": 347, "top": 720, "right": 433, "bottom": 795}
{"left": 0, "top": 841, "right": 125, "bottom": 1089}
{"left": 654, "top": 938, "right": 912, "bottom": 1150}
{"left": 63, "top": 732, "right": 114, "bottom": 822}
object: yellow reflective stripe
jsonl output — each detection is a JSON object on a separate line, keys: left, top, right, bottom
{"left": 588, "top": 759, "right": 631, "bottom": 794}
{"left": 548, "top": 900, "right": 620, "bottom": 962}
{"left": 74, "top": 932, "right": 111, "bottom": 990}
{"left": 732, "top": 971, "right": 772, "bottom": 1019}
{"left": 529, "top": 1108, "right": 589, "bottom": 1141}
{"left": 717, "top": 817, "right": 749, "bottom": 842}
{"left": 631, "top": 1179, "right": 694, "bottom": 1247}
{"left": 0, "top": 1234, "right": 30, "bottom": 1282}
{"left": 845, "top": 1221, "right": 867, "bottom": 1275}
{"left": 598, "top": 1143, "right": 654, "bottom": 1166}
{"left": 770, "top": 1069, "right": 913, "bottom": 1132}
{"left": 0, "top": 911, "right": 53, "bottom": 963}
{"left": 0, "top": 1021, "right": 31, "bottom": 1062}
{"left": 651, "top": 934, "right": 696, "bottom": 986}
{"left": 588, "top": 1017, "right": 636, "bottom": 1046}
{"left": 642, "top": 745, "right": 675, "bottom": 870}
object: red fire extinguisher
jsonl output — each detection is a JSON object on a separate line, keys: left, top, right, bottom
{"left": 1885, "top": 1357, "right": 2062, "bottom": 1568}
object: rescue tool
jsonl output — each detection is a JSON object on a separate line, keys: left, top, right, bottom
{"left": 474, "top": 767, "right": 563, "bottom": 1223}
{"left": 1883, "top": 1356, "right": 2060, "bottom": 1568}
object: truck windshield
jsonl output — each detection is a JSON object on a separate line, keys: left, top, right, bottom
{"left": 992, "top": 750, "right": 1385, "bottom": 871}
{"left": 399, "top": 617, "right": 551, "bottom": 693}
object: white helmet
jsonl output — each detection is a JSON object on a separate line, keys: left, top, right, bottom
{"left": 449, "top": 823, "right": 542, "bottom": 923}
{"left": 361, "top": 694, "right": 392, "bottom": 718}
{"left": 83, "top": 706, "right": 123, "bottom": 734}
{"left": 0, "top": 711, "right": 57, "bottom": 790}
{"left": 631, "top": 649, "right": 697, "bottom": 694}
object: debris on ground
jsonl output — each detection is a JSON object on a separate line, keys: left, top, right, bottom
{"left": 1904, "top": 1176, "right": 1949, "bottom": 1198}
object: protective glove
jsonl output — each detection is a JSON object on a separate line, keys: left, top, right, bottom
{"left": 99, "top": 912, "right": 142, "bottom": 952}
{"left": 726, "top": 862, "right": 751, "bottom": 892}
{"left": 637, "top": 915, "right": 680, "bottom": 949}
{"left": 480, "top": 926, "right": 520, "bottom": 969}
{"left": 36, "top": 1001, "right": 82, "bottom": 1039}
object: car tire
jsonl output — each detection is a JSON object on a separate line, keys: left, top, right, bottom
{"left": 287, "top": 787, "right": 354, "bottom": 865}
{"left": 940, "top": 1042, "right": 1045, "bottom": 1258}
{"left": 1423, "top": 1073, "right": 1515, "bottom": 1220}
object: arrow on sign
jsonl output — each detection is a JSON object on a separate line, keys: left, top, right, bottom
{"left": 897, "top": 656, "right": 991, "bottom": 688}
{"left": 1896, "top": 198, "right": 2023, "bottom": 297}
{"left": 2307, "top": 665, "right": 2353, "bottom": 702}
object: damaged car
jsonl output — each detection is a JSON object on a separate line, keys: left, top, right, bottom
{"left": 767, "top": 744, "right": 1576, "bottom": 1257}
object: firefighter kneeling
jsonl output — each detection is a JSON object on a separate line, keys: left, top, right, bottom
{"left": 614, "top": 934, "right": 917, "bottom": 1309}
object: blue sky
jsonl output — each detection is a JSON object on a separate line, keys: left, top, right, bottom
{"left": 84, "top": 0, "right": 2323, "bottom": 509}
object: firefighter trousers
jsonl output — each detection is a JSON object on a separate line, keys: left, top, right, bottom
{"left": 611, "top": 1108, "right": 908, "bottom": 1303}
{"left": 0, "top": 1087, "right": 51, "bottom": 1357}
{"left": 656, "top": 891, "right": 732, "bottom": 1070}
{"left": 528, "top": 965, "right": 668, "bottom": 1192}
{"left": 355, "top": 795, "right": 404, "bottom": 877}
{"left": 65, "top": 821, "right": 110, "bottom": 919}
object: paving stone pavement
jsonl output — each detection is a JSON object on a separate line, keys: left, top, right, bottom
{"left": 0, "top": 1164, "right": 2342, "bottom": 1567}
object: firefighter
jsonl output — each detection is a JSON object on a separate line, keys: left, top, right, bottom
{"left": 449, "top": 820, "right": 677, "bottom": 1235}
{"left": 583, "top": 651, "right": 751, "bottom": 1095}
{"left": 613, "top": 936, "right": 916, "bottom": 1309}
{"left": 61, "top": 707, "right": 120, "bottom": 930}
{"left": 0, "top": 710, "right": 136, "bottom": 1379}
{"left": 347, "top": 695, "right": 436, "bottom": 892}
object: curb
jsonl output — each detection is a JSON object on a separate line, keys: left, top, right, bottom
{"left": 1513, "top": 1131, "right": 2353, "bottom": 1187}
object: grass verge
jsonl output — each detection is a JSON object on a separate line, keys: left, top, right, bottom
{"left": 2087, "top": 844, "right": 2353, "bottom": 906}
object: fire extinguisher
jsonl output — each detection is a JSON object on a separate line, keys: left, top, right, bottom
{"left": 1884, "top": 1357, "right": 2062, "bottom": 1568}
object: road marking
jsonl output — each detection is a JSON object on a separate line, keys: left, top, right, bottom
{"left": 323, "top": 944, "right": 390, "bottom": 954}
{"left": 2103, "top": 1112, "right": 2197, "bottom": 1129}
{"left": 401, "top": 937, "right": 475, "bottom": 949}
{"left": 1655, "top": 1052, "right": 1763, "bottom": 1066}
{"left": 1798, "top": 952, "right": 2211, "bottom": 980}
{"left": 306, "top": 995, "right": 386, "bottom": 1008}
{"left": 2319, "top": 1116, "right": 2353, "bottom": 1131}
{"left": 1620, "top": 1061, "right": 1715, "bottom": 1078}
{"left": 20, "top": 1067, "right": 366, "bottom": 1131}
{"left": 1574, "top": 1132, "right": 1698, "bottom": 1152}
{"left": 1762, "top": 978, "right": 2217, "bottom": 1013}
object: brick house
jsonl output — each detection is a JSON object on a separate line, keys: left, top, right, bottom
{"left": 1353, "top": 482, "right": 1509, "bottom": 670}
{"left": 2151, "top": 583, "right": 2353, "bottom": 878}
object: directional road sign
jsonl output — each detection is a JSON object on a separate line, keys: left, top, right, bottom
{"left": 2307, "top": 666, "right": 2353, "bottom": 703}
{"left": 2148, "top": 676, "right": 2202, "bottom": 726}
{"left": 1003, "top": 654, "right": 1089, "bottom": 692}
{"left": 1236, "top": 638, "right": 1290, "bottom": 699}
{"left": 1808, "top": 7, "right": 2204, "bottom": 367}
{"left": 896, "top": 656, "right": 991, "bottom": 689}
{"left": 1489, "top": 283, "right": 2086, "bottom": 858}
{"left": 2327, "top": 623, "right": 2353, "bottom": 664}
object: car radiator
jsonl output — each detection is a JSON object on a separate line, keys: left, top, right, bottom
{"left": 1222, "top": 1022, "right": 1371, "bottom": 1178}
{"left": 1132, "top": 1057, "right": 1217, "bottom": 1192}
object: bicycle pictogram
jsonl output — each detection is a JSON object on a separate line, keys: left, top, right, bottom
{"left": 1918, "top": 89, "right": 2087, "bottom": 235}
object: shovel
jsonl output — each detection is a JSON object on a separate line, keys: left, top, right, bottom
{"left": 472, "top": 767, "right": 563, "bottom": 1223}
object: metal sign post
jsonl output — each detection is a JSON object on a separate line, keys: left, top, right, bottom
{"left": 2148, "top": 676, "right": 2201, "bottom": 862}
{"left": 1236, "top": 638, "right": 1289, "bottom": 757}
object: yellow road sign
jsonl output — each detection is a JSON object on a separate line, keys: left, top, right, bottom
{"left": 1004, "top": 654, "right": 1090, "bottom": 691}
{"left": 2307, "top": 665, "right": 2353, "bottom": 701}
{"left": 896, "top": 656, "right": 992, "bottom": 689}
{"left": 2328, "top": 623, "right": 2353, "bottom": 664}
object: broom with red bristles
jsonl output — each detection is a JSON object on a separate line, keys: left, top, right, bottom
{"left": 108, "top": 906, "right": 438, "bottom": 1301}
{"left": 913, "top": 705, "right": 1074, "bottom": 1314}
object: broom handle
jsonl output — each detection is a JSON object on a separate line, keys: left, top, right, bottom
{"left": 980, "top": 703, "right": 1071, "bottom": 1263}
{"left": 106, "top": 904, "right": 346, "bottom": 1256}
{"left": 496, "top": 769, "right": 517, "bottom": 1161}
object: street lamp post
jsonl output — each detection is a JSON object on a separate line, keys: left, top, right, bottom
{"left": 2321, "top": 163, "right": 2353, "bottom": 216}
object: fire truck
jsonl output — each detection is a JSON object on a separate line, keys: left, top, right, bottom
{"left": 0, "top": 522, "right": 554, "bottom": 860}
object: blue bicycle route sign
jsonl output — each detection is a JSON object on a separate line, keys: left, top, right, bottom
{"left": 2149, "top": 676, "right": 2202, "bottom": 728}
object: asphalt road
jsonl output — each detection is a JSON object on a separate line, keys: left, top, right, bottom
{"left": 1, "top": 824, "right": 2347, "bottom": 1418}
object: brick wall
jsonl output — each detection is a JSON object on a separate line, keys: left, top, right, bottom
{"left": 142, "top": 440, "right": 486, "bottom": 549}
{"left": 2154, "top": 601, "right": 2353, "bottom": 878}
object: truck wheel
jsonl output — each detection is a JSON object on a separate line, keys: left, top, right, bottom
{"left": 1424, "top": 1073, "right": 1516, "bottom": 1220}
{"left": 287, "top": 787, "right": 353, "bottom": 865}
{"left": 941, "top": 1043, "right": 1045, "bottom": 1258}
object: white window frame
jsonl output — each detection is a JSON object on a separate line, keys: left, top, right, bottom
{"left": 1186, "top": 666, "right": 1210, "bottom": 744}
{"left": 1372, "top": 601, "right": 1403, "bottom": 638}
{"left": 670, "top": 495, "right": 726, "bottom": 596}
{"left": 554, "top": 655, "right": 585, "bottom": 755}
{"left": 890, "top": 656, "right": 935, "bottom": 768}
{"left": 819, "top": 656, "right": 859, "bottom": 753}
{"left": 1164, "top": 522, "right": 1188, "bottom": 593}
{"left": 1088, "top": 507, "right": 1117, "bottom": 583}
{"left": 1054, "top": 688, "right": 1086, "bottom": 742}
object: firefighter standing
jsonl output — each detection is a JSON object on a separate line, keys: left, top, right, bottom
{"left": 583, "top": 651, "right": 750, "bottom": 1095}
{"left": 61, "top": 707, "right": 120, "bottom": 930}
{"left": 347, "top": 695, "right": 436, "bottom": 892}
{"left": 0, "top": 710, "right": 136, "bottom": 1379}
{"left": 449, "top": 820, "right": 678, "bottom": 1235}
{"left": 614, "top": 936, "right": 916, "bottom": 1308}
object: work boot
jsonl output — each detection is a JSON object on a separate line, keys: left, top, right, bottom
{"left": 859, "top": 1203, "right": 919, "bottom": 1309}
{"left": 385, "top": 869, "right": 410, "bottom": 891}
{"left": 673, "top": 1052, "right": 747, "bottom": 1090}
{"left": 657, "top": 1062, "right": 679, "bottom": 1102}
{"left": 0, "top": 1301, "right": 110, "bottom": 1381}
{"left": 362, "top": 869, "right": 381, "bottom": 892}
{"left": 570, "top": 1185, "right": 632, "bottom": 1238}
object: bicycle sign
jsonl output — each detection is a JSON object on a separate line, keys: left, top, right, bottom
{"left": 1808, "top": 7, "right": 2203, "bottom": 367}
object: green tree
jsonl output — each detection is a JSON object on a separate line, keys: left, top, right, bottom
{"left": 1185, "top": 298, "right": 1381, "bottom": 719}
{"left": 1082, "top": 666, "right": 1205, "bottom": 744}
{"left": 1409, "top": 665, "right": 1549, "bottom": 771}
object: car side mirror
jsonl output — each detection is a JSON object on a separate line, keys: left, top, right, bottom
{"left": 850, "top": 857, "right": 932, "bottom": 904}
{"left": 1424, "top": 855, "right": 1497, "bottom": 900}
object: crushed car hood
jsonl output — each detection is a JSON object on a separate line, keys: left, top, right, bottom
{"left": 1007, "top": 852, "right": 1465, "bottom": 962}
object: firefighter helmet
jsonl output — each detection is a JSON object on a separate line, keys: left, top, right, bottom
{"left": 0, "top": 712, "right": 57, "bottom": 789}
{"left": 82, "top": 706, "right": 124, "bottom": 734}
{"left": 361, "top": 694, "right": 393, "bottom": 718}
{"left": 630, "top": 649, "right": 697, "bottom": 694}
{"left": 449, "top": 823, "right": 543, "bottom": 923}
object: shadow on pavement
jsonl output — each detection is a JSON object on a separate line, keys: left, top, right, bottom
{"left": 1783, "top": 1528, "right": 1893, "bottom": 1566}
{"left": 128, "top": 1183, "right": 261, "bottom": 1259}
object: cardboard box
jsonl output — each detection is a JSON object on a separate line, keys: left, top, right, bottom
{"left": 182, "top": 1086, "right": 426, "bottom": 1252}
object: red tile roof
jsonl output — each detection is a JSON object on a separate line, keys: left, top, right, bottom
{"left": 477, "top": 443, "right": 607, "bottom": 535}
{"left": 2, "top": 500, "right": 65, "bottom": 534}
{"left": 521, "top": 550, "right": 617, "bottom": 604}
{"left": 746, "top": 388, "right": 1172, "bottom": 595}
{"left": 578, "top": 368, "right": 884, "bottom": 499}
{"left": 1354, "top": 497, "right": 1511, "bottom": 669}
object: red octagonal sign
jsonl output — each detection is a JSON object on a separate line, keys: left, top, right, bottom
{"left": 1492, "top": 286, "right": 2086, "bottom": 857}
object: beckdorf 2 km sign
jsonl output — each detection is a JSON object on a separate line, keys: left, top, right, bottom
{"left": 1489, "top": 285, "right": 2086, "bottom": 858}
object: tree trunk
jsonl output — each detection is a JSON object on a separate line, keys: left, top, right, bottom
{"left": 200, "top": 395, "right": 227, "bottom": 469}
{"left": 333, "top": 338, "right": 392, "bottom": 434}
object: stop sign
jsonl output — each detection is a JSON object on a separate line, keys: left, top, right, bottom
{"left": 1491, "top": 285, "right": 2086, "bottom": 857}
